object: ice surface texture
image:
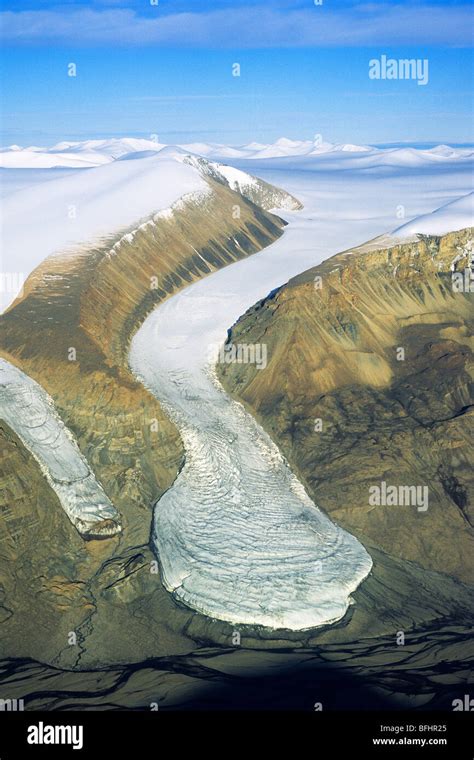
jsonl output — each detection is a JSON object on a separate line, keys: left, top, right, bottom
{"left": 0, "top": 359, "right": 121, "bottom": 538}
{"left": 130, "top": 295, "right": 372, "bottom": 631}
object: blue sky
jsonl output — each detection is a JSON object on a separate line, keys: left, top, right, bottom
{"left": 0, "top": 1, "right": 472, "bottom": 146}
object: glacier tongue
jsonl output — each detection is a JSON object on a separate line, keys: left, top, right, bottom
{"left": 130, "top": 294, "right": 373, "bottom": 631}
{"left": 0, "top": 358, "right": 121, "bottom": 538}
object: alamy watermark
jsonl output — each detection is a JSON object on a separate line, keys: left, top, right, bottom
{"left": 452, "top": 694, "right": 474, "bottom": 711}
{"left": 0, "top": 697, "right": 24, "bottom": 711}
{"left": 209, "top": 342, "right": 267, "bottom": 370}
{"left": 451, "top": 240, "right": 474, "bottom": 293}
{"left": 27, "top": 722, "right": 83, "bottom": 750}
{"left": 369, "top": 55, "right": 429, "bottom": 86}
{"left": 369, "top": 481, "right": 429, "bottom": 512}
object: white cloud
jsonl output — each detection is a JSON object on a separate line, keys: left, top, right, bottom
{"left": 0, "top": 5, "right": 472, "bottom": 46}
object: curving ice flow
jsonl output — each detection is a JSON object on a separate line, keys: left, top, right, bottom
{"left": 131, "top": 295, "right": 372, "bottom": 629}
{"left": 0, "top": 359, "right": 121, "bottom": 538}
{"left": 130, "top": 299, "right": 373, "bottom": 631}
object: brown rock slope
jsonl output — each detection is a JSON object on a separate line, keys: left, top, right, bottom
{"left": 218, "top": 228, "right": 474, "bottom": 585}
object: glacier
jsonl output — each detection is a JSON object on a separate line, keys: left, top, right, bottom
{"left": 0, "top": 358, "right": 121, "bottom": 538}
{"left": 131, "top": 331, "right": 373, "bottom": 629}
{"left": 131, "top": 288, "right": 373, "bottom": 629}
{"left": 130, "top": 289, "right": 373, "bottom": 630}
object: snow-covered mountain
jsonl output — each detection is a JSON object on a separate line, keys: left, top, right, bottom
{"left": 0, "top": 147, "right": 300, "bottom": 313}
{"left": 3, "top": 136, "right": 472, "bottom": 169}
{"left": 50, "top": 137, "right": 166, "bottom": 157}
{"left": 0, "top": 151, "right": 206, "bottom": 311}
{"left": 0, "top": 137, "right": 165, "bottom": 168}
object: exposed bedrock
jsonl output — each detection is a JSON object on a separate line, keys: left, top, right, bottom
{"left": 217, "top": 228, "right": 474, "bottom": 585}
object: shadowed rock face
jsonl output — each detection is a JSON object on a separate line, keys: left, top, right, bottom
{"left": 217, "top": 228, "right": 474, "bottom": 585}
